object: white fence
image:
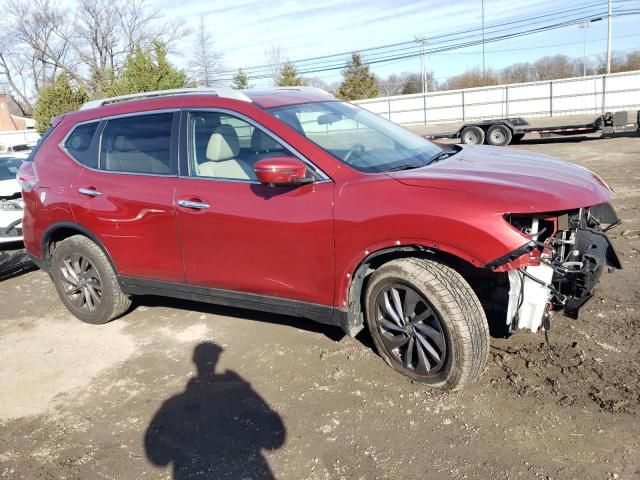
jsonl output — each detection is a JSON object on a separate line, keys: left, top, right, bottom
{"left": 354, "top": 70, "right": 640, "bottom": 125}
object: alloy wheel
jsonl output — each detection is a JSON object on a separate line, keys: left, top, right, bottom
{"left": 375, "top": 283, "right": 447, "bottom": 375}
{"left": 59, "top": 253, "right": 103, "bottom": 312}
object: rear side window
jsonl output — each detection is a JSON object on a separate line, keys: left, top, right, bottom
{"left": 64, "top": 122, "right": 100, "bottom": 168}
{"left": 100, "top": 113, "right": 174, "bottom": 175}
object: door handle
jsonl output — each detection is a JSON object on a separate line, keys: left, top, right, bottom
{"left": 79, "top": 188, "right": 102, "bottom": 197}
{"left": 178, "top": 199, "right": 210, "bottom": 210}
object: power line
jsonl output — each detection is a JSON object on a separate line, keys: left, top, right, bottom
{"left": 223, "top": 11, "right": 616, "bottom": 80}
{"left": 216, "top": 2, "right": 639, "bottom": 81}
{"left": 223, "top": 1, "right": 611, "bottom": 76}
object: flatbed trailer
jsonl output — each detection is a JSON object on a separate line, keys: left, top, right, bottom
{"left": 426, "top": 110, "right": 640, "bottom": 146}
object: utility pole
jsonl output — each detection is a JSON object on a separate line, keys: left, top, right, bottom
{"left": 415, "top": 36, "right": 428, "bottom": 93}
{"left": 606, "top": 0, "right": 612, "bottom": 74}
{"left": 578, "top": 17, "right": 603, "bottom": 77}
{"left": 481, "top": 0, "right": 486, "bottom": 81}
{"left": 579, "top": 22, "right": 588, "bottom": 77}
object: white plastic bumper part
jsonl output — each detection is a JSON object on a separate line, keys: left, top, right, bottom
{"left": 506, "top": 263, "right": 554, "bottom": 332}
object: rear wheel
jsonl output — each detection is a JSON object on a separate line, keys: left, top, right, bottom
{"left": 460, "top": 126, "right": 485, "bottom": 145}
{"left": 364, "top": 258, "right": 489, "bottom": 390}
{"left": 486, "top": 124, "right": 513, "bottom": 146}
{"left": 51, "top": 235, "right": 131, "bottom": 324}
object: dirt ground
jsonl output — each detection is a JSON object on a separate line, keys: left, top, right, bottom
{"left": 1, "top": 133, "right": 639, "bottom": 479}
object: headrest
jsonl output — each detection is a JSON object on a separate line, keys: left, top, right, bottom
{"left": 206, "top": 125, "right": 240, "bottom": 162}
{"left": 69, "top": 133, "right": 90, "bottom": 151}
{"left": 250, "top": 129, "right": 282, "bottom": 153}
{"left": 114, "top": 135, "right": 136, "bottom": 152}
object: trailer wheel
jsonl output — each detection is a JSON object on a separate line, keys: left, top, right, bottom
{"left": 486, "top": 124, "right": 512, "bottom": 146}
{"left": 460, "top": 126, "right": 484, "bottom": 145}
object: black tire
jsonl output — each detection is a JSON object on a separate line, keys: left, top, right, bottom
{"left": 460, "top": 126, "right": 485, "bottom": 145}
{"left": 50, "top": 235, "right": 131, "bottom": 324}
{"left": 364, "top": 258, "right": 489, "bottom": 390}
{"left": 511, "top": 133, "right": 525, "bottom": 144}
{"left": 486, "top": 124, "right": 513, "bottom": 146}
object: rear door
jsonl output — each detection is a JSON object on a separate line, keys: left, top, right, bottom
{"left": 174, "top": 109, "right": 335, "bottom": 306}
{"left": 67, "top": 111, "right": 184, "bottom": 282}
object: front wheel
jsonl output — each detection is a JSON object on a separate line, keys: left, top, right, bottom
{"left": 364, "top": 258, "right": 489, "bottom": 390}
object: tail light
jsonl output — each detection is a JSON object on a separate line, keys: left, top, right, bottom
{"left": 17, "top": 161, "right": 38, "bottom": 192}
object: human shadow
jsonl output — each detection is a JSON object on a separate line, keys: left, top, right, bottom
{"left": 144, "top": 342, "right": 286, "bottom": 479}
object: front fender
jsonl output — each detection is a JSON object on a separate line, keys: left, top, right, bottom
{"left": 333, "top": 177, "right": 530, "bottom": 307}
{"left": 334, "top": 239, "right": 487, "bottom": 307}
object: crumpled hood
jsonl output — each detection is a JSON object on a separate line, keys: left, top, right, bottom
{"left": 388, "top": 144, "right": 612, "bottom": 212}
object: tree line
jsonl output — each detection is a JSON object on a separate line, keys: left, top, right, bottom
{"left": 233, "top": 47, "right": 640, "bottom": 100}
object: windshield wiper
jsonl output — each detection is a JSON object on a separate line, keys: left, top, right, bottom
{"left": 427, "top": 150, "right": 454, "bottom": 164}
{"left": 386, "top": 164, "right": 423, "bottom": 172}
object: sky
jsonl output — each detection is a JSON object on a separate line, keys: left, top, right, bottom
{"left": 157, "top": 0, "right": 640, "bottom": 86}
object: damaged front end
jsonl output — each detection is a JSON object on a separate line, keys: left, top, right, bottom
{"left": 487, "top": 203, "right": 622, "bottom": 333}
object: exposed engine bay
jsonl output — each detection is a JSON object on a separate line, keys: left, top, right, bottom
{"left": 501, "top": 203, "right": 622, "bottom": 333}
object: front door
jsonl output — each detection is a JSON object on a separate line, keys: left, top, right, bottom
{"left": 175, "top": 110, "right": 335, "bottom": 306}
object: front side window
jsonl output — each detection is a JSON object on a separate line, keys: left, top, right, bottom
{"left": 64, "top": 122, "right": 100, "bottom": 168}
{"left": 268, "top": 101, "right": 445, "bottom": 173}
{"left": 187, "top": 111, "right": 292, "bottom": 181}
{"left": 101, "top": 113, "right": 174, "bottom": 174}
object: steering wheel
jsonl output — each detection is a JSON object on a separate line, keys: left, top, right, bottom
{"left": 343, "top": 144, "right": 366, "bottom": 164}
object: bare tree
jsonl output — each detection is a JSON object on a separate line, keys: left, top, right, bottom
{"left": 624, "top": 51, "right": 640, "bottom": 71}
{"left": 500, "top": 63, "right": 534, "bottom": 84}
{"left": 533, "top": 55, "right": 576, "bottom": 80}
{"left": 2, "top": 0, "right": 79, "bottom": 90}
{"left": 0, "top": 0, "right": 190, "bottom": 104}
{"left": 264, "top": 44, "right": 285, "bottom": 85}
{"left": 0, "top": 45, "right": 35, "bottom": 113}
{"left": 303, "top": 76, "right": 329, "bottom": 90}
{"left": 190, "top": 16, "right": 224, "bottom": 87}
{"left": 442, "top": 67, "right": 499, "bottom": 90}
{"left": 379, "top": 74, "right": 404, "bottom": 96}
{"left": 71, "top": 0, "right": 189, "bottom": 85}
{"left": 398, "top": 72, "right": 436, "bottom": 94}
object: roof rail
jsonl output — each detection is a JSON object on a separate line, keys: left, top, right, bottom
{"left": 79, "top": 87, "right": 252, "bottom": 110}
{"left": 269, "top": 86, "right": 332, "bottom": 95}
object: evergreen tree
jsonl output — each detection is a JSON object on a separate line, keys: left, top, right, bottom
{"left": 33, "top": 73, "right": 88, "bottom": 135}
{"left": 276, "top": 62, "right": 303, "bottom": 87}
{"left": 108, "top": 41, "right": 188, "bottom": 96}
{"left": 231, "top": 68, "right": 249, "bottom": 89}
{"left": 336, "top": 53, "right": 379, "bottom": 100}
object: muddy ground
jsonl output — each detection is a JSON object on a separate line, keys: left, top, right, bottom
{"left": 1, "top": 133, "right": 639, "bottom": 479}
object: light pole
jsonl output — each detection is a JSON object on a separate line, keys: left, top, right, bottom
{"left": 415, "top": 36, "right": 428, "bottom": 93}
{"left": 606, "top": 0, "right": 612, "bottom": 74}
{"left": 481, "top": 0, "right": 486, "bottom": 81}
{"left": 578, "top": 17, "right": 602, "bottom": 77}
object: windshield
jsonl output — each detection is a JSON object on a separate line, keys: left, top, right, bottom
{"left": 268, "top": 101, "right": 444, "bottom": 173}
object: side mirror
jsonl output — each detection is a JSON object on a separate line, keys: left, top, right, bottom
{"left": 253, "top": 157, "right": 311, "bottom": 187}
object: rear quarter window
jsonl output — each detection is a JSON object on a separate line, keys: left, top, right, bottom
{"left": 64, "top": 122, "right": 100, "bottom": 168}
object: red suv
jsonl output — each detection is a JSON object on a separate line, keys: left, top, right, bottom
{"left": 19, "top": 87, "right": 621, "bottom": 390}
